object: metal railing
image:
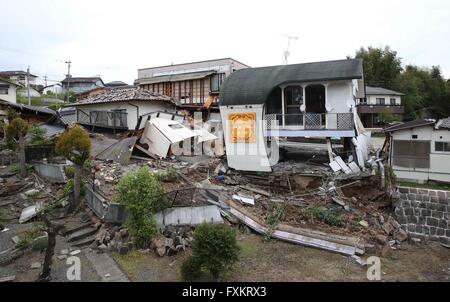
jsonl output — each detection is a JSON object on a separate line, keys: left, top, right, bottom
{"left": 265, "top": 113, "right": 354, "bottom": 130}
{"left": 77, "top": 109, "right": 128, "bottom": 130}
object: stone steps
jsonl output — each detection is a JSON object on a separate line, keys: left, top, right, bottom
{"left": 68, "top": 227, "right": 98, "bottom": 243}
{"left": 63, "top": 222, "right": 93, "bottom": 236}
{"left": 70, "top": 235, "right": 96, "bottom": 248}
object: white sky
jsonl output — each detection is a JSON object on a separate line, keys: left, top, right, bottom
{"left": 0, "top": 0, "right": 449, "bottom": 85}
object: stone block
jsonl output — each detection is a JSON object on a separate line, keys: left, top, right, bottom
{"left": 430, "top": 196, "right": 438, "bottom": 203}
{"left": 409, "top": 188, "right": 418, "bottom": 194}
{"left": 408, "top": 193, "right": 416, "bottom": 200}
{"left": 394, "top": 207, "right": 404, "bottom": 216}
{"left": 436, "top": 228, "right": 445, "bottom": 236}
{"left": 438, "top": 219, "right": 448, "bottom": 229}
{"left": 399, "top": 187, "right": 409, "bottom": 194}
{"left": 428, "top": 190, "right": 437, "bottom": 196}
{"left": 404, "top": 207, "right": 414, "bottom": 216}
{"left": 446, "top": 229, "right": 450, "bottom": 237}
{"left": 407, "top": 215, "right": 418, "bottom": 224}
{"left": 396, "top": 215, "right": 407, "bottom": 224}
{"left": 402, "top": 201, "right": 411, "bottom": 207}
{"left": 429, "top": 226, "right": 436, "bottom": 235}
{"left": 427, "top": 217, "right": 439, "bottom": 227}
{"left": 431, "top": 211, "right": 443, "bottom": 219}
{"left": 418, "top": 189, "right": 428, "bottom": 195}
{"left": 418, "top": 216, "right": 426, "bottom": 225}
{"left": 407, "top": 224, "right": 416, "bottom": 232}
{"left": 415, "top": 225, "right": 422, "bottom": 233}
{"left": 437, "top": 191, "right": 446, "bottom": 198}
{"left": 421, "top": 209, "right": 431, "bottom": 216}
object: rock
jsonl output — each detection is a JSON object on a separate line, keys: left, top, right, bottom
{"left": 119, "top": 228, "right": 128, "bottom": 238}
{"left": 57, "top": 255, "right": 67, "bottom": 260}
{"left": 411, "top": 238, "right": 421, "bottom": 244}
{"left": 156, "top": 247, "right": 166, "bottom": 257}
{"left": 60, "top": 249, "right": 69, "bottom": 255}
{"left": 11, "top": 236, "right": 20, "bottom": 244}
{"left": 165, "top": 237, "right": 174, "bottom": 248}
{"left": 31, "top": 262, "right": 41, "bottom": 269}
{"left": 150, "top": 235, "right": 165, "bottom": 250}
{"left": 104, "top": 176, "right": 114, "bottom": 183}
{"left": 358, "top": 220, "right": 369, "bottom": 228}
{"left": 393, "top": 229, "right": 408, "bottom": 242}
{"left": 388, "top": 216, "right": 401, "bottom": 229}
{"left": 382, "top": 222, "right": 394, "bottom": 235}
{"left": 381, "top": 244, "right": 393, "bottom": 258}
{"left": 98, "top": 244, "right": 107, "bottom": 252}
{"left": 379, "top": 215, "right": 385, "bottom": 224}
{"left": 375, "top": 234, "right": 388, "bottom": 245}
{"left": 364, "top": 244, "right": 377, "bottom": 254}
{"left": 70, "top": 249, "right": 81, "bottom": 256}
{"left": 118, "top": 246, "right": 129, "bottom": 255}
{"left": 95, "top": 227, "right": 107, "bottom": 244}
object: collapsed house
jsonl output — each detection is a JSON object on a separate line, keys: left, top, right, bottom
{"left": 69, "top": 87, "right": 176, "bottom": 132}
{"left": 219, "top": 58, "right": 370, "bottom": 172}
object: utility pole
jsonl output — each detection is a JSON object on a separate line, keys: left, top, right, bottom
{"left": 280, "top": 33, "right": 298, "bottom": 65}
{"left": 27, "top": 66, "right": 31, "bottom": 106}
{"left": 65, "top": 60, "right": 72, "bottom": 103}
{"left": 44, "top": 75, "right": 48, "bottom": 87}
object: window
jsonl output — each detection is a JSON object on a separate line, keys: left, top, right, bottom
{"left": 210, "top": 73, "right": 225, "bottom": 92}
{"left": 393, "top": 140, "right": 430, "bottom": 168}
{"left": 376, "top": 98, "right": 385, "bottom": 105}
{"left": 390, "top": 98, "right": 396, "bottom": 105}
{"left": 285, "top": 86, "right": 303, "bottom": 106}
{"left": 0, "top": 85, "right": 8, "bottom": 94}
{"left": 435, "top": 141, "right": 450, "bottom": 152}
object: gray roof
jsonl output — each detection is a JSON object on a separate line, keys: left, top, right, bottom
{"left": 57, "top": 107, "right": 77, "bottom": 126}
{"left": 136, "top": 70, "right": 216, "bottom": 85}
{"left": 436, "top": 117, "right": 450, "bottom": 129}
{"left": 366, "top": 86, "right": 405, "bottom": 96}
{"left": 0, "top": 70, "right": 38, "bottom": 78}
{"left": 384, "top": 119, "right": 435, "bottom": 132}
{"left": 219, "top": 59, "right": 363, "bottom": 106}
{"left": 105, "top": 81, "right": 129, "bottom": 87}
{"left": 70, "top": 87, "right": 174, "bottom": 106}
{"left": 61, "top": 77, "right": 104, "bottom": 85}
{"left": 0, "top": 101, "right": 56, "bottom": 116}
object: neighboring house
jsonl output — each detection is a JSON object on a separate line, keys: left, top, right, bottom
{"left": 17, "top": 86, "right": 41, "bottom": 98}
{"left": 70, "top": 87, "right": 176, "bottom": 131}
{"left": 42, "top": 83, "right": 63, "bottom": 95}
{"left": 61, "top": 77, "right": 105, "bottom": 94}
{"left": 0, "top": 100, "right": 56, "bottom": 125}
{"left": 384, "top": 117, "right": 450, "bottom": 183}
{"left": 0, "top": 70, "right": 38, "bottom": 87}
{"left": 357, "top": 86, "right": 405, "bottom": 128}
{"left": 219, "top": 58, "right": 367, "bottom": 172}
{"left": 0, "top": 77, "right": 21, "bottom": 103}
{"left": 76, "top": 86, "right": 110, "bottom": 100}
{"left": 105, "top": 81, "right": 130, "bottom": 88}
{"left": 135, "top": 58, "right": 249, "bottom": 110}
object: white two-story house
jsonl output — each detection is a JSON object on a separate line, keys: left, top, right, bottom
{"left": 219, "top": 59, "right": 368, "bottom": 172}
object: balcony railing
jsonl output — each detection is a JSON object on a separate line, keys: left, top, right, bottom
{"left": 77, "top": 109, "right": 128, "bottom": 130}
{"left": 265, "top": 113, "right": 354, "bottom": 130}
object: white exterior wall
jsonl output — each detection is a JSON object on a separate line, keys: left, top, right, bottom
{"left": 0, "top": 80, "right": 17, "bottom": 103}
{"left": 366, "top": 94, "right": 401, "bottom": 105}
{"left": 220, "top": 104, "right": 273, "bottom": 172}
{"left": 391, "top": 126, "right": 450, "bottom": 183}
{"left": 138, "top": 58, "right": 248, "bottom": 79}
{"left": 76, "top": 101, "right": 176, "bottom": 130}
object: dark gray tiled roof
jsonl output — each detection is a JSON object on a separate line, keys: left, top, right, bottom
{"left": 366, "top": 86, "right": 405, "bottom": 96}
{"left": 70, "top": 87, "right": 174, "bottom": 106}
{"left": 384, "top": 119, "right": 435, "bottom": 132}
{"left": 61, "top": 77, "right": 104, "bottom": 84}
{"left": 436, "top": 117, "right": 450, "bottom": 129}
{"left": 219, "top": 59, "right": 363, "bottom": 106}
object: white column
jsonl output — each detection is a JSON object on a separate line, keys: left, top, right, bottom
{"left": 281, "top": 86, "right": 285, "bottom": 126}
{"left": 324, "top": 83, "right": 329, "bottom": 128}
{"left": 302, "top": 85, "right": 306, "bottom": 128}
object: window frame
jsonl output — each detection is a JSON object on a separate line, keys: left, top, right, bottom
{"left": 435, "top": 141, "right": 450, "bottom": 153}
{"left": 0, "top": 84, "right": 9, "bottom": 95}
{"left": 284, "top": 85, "right": 304, "bottom": 107}
{"left": 390, "top": 98, "right": 396, "bottom": 105}
{"left": 376, "top": 97, "right": 385, "bottom": 105}
{"left": 210, "top": 73, "right": 225, "bottom": 93}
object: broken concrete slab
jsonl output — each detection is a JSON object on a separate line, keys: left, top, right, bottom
{"left": 31, "top": 262, "right": 41, "bottom": 269}
{"left": 232, "top": 194, "right": 255, "bottom": 206}
{"left": 19, "top": 203, "right": 43, "bottom": 223}
{"left": 95, "top": 136, "right": 137, "bottom": 165}
{"left": 32, "top": 162, "right": 68, "bottom": 184}
{"left": 154, "top": 205, "right": 224, "bottom": 228}
{"left": 329, "top": 161, "right": 341, "bottom": 173}
{"left": 348, "top": 161, "right": 361, "bottom": 174}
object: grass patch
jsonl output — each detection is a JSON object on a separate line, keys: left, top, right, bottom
{"left": 237, "top": 238, "right": 260, "bottom": 258}
{"left": 399, "top": 181, "right": 450, "bottom": 191}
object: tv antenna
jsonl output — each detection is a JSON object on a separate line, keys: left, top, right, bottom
{"left": 280, "top": 33, "right": 298, "bottom": 65}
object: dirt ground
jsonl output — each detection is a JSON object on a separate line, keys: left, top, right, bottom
{"left": 112, "top": 233, "right": 450, "bottom": 282}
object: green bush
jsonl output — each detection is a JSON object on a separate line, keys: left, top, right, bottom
{"left": 64, "top": 178, "right": 85, "bottom": 196}
{"left": 305, "top": 207, "right": 345, "bottom": 227}
{"left": 64, "top": 165, "right": 75, "bottom": 178}
{"left": 117, "top": 166, "right": 168, "bottom": 247}
{"left": 181, "top": 256, "right": 202, "bottom": 281}
{"left": 29, "top": 126, "right": 47, "bottom": 145}
{"left": 155, "top": 166, "right": 178, "bottom": 182}
{"left": 182, "top": 224, "right": 240, "bottom": 281}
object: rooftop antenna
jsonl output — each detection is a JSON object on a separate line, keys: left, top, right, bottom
{"left": 280, "top": 33, "right": 298, "bottom": 65}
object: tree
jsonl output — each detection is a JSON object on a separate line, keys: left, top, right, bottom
{"left": 353, "top": 46, "right": 402, "bottom": 90}
{"left": 181, "top": 224, "right": 240, "bottom": 281}
{"left": 55, "top": 126, "right": 91, "bottom": 211}
{"left": 29, "top": 126, "right": 47, "bottom": 145}
{"left": 116, "top": 166, "right": 168, "bottom": 247}
{"left": 6, "top": 118, "right": 29, "bottom": 178}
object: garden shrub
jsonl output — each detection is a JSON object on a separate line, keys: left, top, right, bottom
{"left": 181, "top": 224, "right": 240, "bottom": 281}
{"left": 116, "top": 166, "right": 168, "bottom": 247}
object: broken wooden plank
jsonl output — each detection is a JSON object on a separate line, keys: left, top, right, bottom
{"left": 229, "top": 206, "right": 360, "bottom": 256}
{"left": 335, "top": 156, "right": 352, "bottom": 175}
{"left": 0, "top": 275, "right": 15, "bottom": 282}
{"left": 239, "top": 185, "right": 270, "bottom": 197}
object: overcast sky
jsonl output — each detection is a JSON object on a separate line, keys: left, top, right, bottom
{"left": 0, "top": 0, "right": 449, "bottom": 85}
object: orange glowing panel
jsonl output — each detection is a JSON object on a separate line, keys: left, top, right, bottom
{"left": 228, "top": 112, "right": 257, "bottom": 143}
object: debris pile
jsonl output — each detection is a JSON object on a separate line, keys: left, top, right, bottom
{"left": 150, "top": 226, "right": 194, "bottom": 257}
